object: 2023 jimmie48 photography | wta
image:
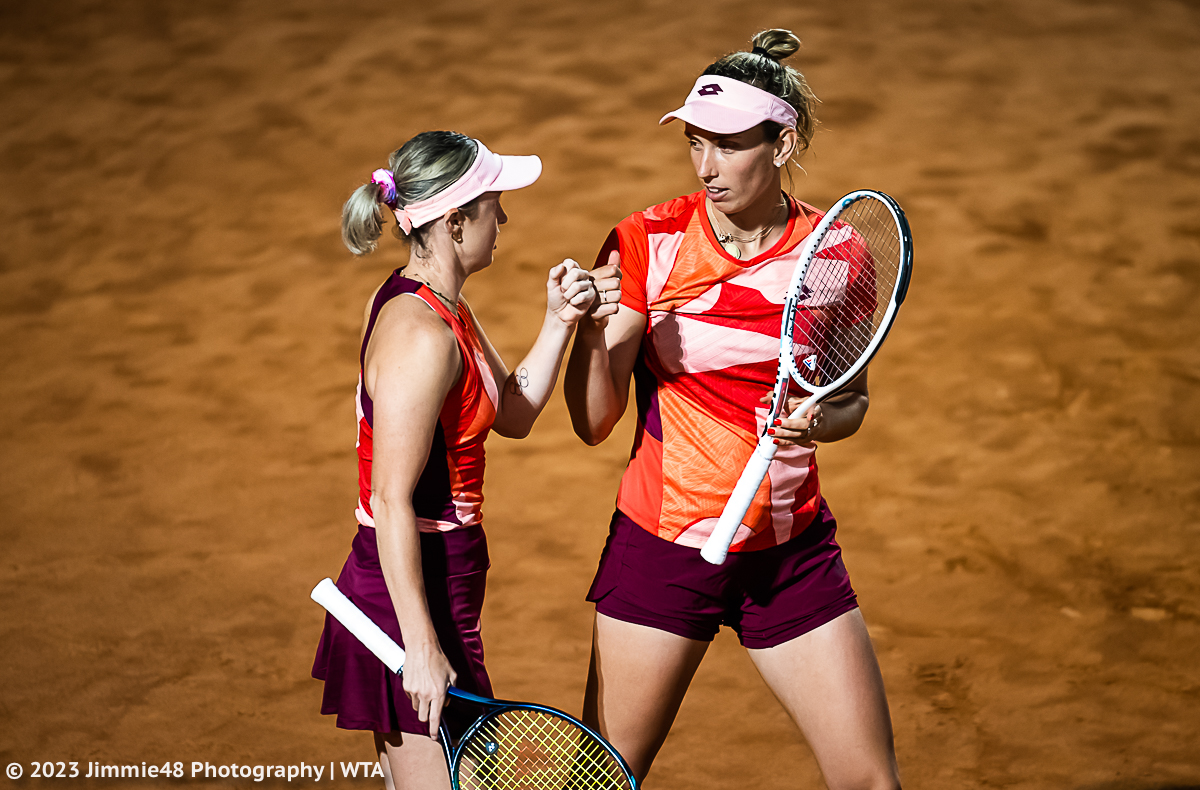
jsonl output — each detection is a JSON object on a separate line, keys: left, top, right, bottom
{"left": 6, "top": 760, "right": 385, "bottom": 782}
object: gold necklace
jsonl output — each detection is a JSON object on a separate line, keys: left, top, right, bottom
{"left": 707, "top": 199, "right": 788, "bottom": 260}
{"left": 404, "top": 270, "right": 459, "bottom": 311}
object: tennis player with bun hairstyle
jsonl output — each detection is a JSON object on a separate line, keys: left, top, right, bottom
{"left": 312, "top": 131, "right": 607, "bottom": 790}
{"left": 566, "top": 30, "right": 902, "bottom": 788}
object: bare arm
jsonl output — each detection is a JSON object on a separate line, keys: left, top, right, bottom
{"left": 564, "top": 251, "right": 647, "bottom": 445}
{"left": 770, "top": 367, "right": 870, "bottom": 446}
{"left": 470, "top": 260, "right": 599, "bottom": 439}
{"left": 364, "top": 297, "right": 461, "bottom": 739}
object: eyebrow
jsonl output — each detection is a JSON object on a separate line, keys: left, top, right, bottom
{"left": 685, "top": 132, "right": 740, "bottom": 144}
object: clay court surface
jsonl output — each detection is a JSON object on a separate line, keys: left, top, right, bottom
{"left": 2, "top": 0, "right": 1199, "bottom": 787}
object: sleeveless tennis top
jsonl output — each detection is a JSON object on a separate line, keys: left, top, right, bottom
{"left": 601, "top": 190, "right": 834, "bottom": 553}
{"left": 354, "top": 272, "right": 499, "bottom": 532}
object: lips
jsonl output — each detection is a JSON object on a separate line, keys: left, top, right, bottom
{"left": 706, "top": 186, "right": 729, "bottom": 201}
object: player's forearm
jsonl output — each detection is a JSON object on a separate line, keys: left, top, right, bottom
{"left": 564, "top": 320, "right": 625, "bottom": 445}
{"left": 371, "top": 494, "right": 440, "bottom": 651}
{"left": 492, "top": 313, "right": 576, "bottom": 439}
{"left": 811, "top": 391, "right": 869, "bottom": 443}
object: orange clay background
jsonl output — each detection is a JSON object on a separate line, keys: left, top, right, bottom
{"left": 1, "top": 1, "right": 1198, "bottom": 788}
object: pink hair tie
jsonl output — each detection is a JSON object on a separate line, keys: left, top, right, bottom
{"left": 371, "top": 168, "right": 398, "bottom": 205}
{"left": 370, "top": 168, "right": 411, "bottom": 234}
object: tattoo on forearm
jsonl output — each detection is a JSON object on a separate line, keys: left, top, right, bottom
{"left": 509, "top": 367, "right": 530, "bottom": 394}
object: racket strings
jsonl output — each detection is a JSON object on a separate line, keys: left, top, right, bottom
{"left": 791, "top": 197, "right": 903, "bottom": 384}
{"left": 457, "top": 708, "right": 634, "bottom": 789}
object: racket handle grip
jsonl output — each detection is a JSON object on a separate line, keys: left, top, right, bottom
{"left": 701, "top": 437, "right": 778, "bottom": 565}
{"left": 311, "top": 578, "right": 407, "bottom": 675}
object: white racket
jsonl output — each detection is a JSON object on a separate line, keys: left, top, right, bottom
{"left": 700, "top": 190, "right": 913, "bottom": 565}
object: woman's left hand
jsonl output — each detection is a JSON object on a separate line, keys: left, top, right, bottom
{"left": 547, "top": 258, "right": 598, "bottom": 326}
{"left": 761, "top": 392, "right": 822, "bottom": 446}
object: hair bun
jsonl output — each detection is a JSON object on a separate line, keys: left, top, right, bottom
{"left": 751, "top": 29, "right": 801, "bottom": 61}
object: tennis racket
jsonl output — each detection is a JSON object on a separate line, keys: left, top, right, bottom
{"left": 700, "top": 190, "right": 913, "bottom": 565}
{"left": 310, "top": 578, "right": 638, "bottom": 790}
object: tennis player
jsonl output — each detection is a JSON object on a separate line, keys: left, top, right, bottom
{"left": 565, "top": 31, "right": 902, "bottom": 789}
{"left": 312, "top": 131, "right": 605, "bottom": 790}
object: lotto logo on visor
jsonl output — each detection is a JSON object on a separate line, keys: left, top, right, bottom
{"left": 661, "top": 75, "right": 799, "bottom": 135}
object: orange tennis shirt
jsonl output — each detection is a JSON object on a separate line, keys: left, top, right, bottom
{"left": 599, "top": 190, "right": 829, "bottom": 553}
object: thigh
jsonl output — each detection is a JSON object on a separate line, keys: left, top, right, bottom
{"left": 748, "top": 609, "right": 900, "bottom": 790}
{"left": 375, "top": 731, "right": 451, "bottom": 790}
{"left": 584, "top": 613, "right": 709, "bottom": 783}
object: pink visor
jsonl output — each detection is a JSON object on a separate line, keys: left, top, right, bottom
{"left": 659, "top": 75, "right": 798, "bottom": 135}
{"left": 384, "top": 140, "right": 542, "bottom": 234}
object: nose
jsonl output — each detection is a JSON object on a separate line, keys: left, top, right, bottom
{"left": 497, "top": 202, "right": 508, "bottom": 226}
{"left": 695, "top": 144, "right": 718, "bottom": 181}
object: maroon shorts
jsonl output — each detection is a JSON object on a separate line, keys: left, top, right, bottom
{"left": 312, "top": 523, "right": 492, "bottom": 734}
{"left": 587, "top": 501, "right": 858, "bottom": 649}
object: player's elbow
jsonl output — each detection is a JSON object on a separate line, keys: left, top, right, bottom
{"left": 570, "top": 415, "right": 610, "bottom": 446}
{"left": 566, "top": 395, "right": 623, "bottom": 446}
{"left": 369, "top": 487, "right": 412, "bottom": 519}
{"left": 494, "top": 421, "right": 532, "bottom": 440}
{"left": 840, "top": 393, "right": 870, "bottom": 440}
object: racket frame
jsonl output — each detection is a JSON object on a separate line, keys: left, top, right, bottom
{"left": 311, "top": 578, "right": 638, "bottom": 789}
{"left": 699, "top": 190, "right": 912, "bottom": 565}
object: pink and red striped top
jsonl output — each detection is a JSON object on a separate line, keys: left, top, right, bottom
{"left": 599, "top": 191, "right": 839, "bottom": 552}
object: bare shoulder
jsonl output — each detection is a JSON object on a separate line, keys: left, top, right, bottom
{"left": 372, "top": 295, "right": 457, "bottom": 356}
{"left": 363, "top": 295, "right": 461, "bottom": 401}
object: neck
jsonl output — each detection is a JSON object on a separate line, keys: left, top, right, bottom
{"left": 707, "top": 185, "right": 790, "bottom": 259}
{"left": 713, "top": 181, "right": 788, "bottom": 233}
{"left": 403, "top": 253, "right": 465, "bottom": 306}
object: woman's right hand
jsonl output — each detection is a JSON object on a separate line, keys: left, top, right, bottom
{"left": 586, "top": 249, "right": 623, "bottom": 329}
{"left": 401, "top": 642, "right": 458, "bottom": 739}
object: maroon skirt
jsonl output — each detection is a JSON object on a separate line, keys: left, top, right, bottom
{"left": 312, "top": 523, "right": 492, "bottom": 733}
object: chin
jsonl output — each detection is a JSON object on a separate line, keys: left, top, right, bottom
{"left": 715, "top": 197, "right": 749, "bottom": 215}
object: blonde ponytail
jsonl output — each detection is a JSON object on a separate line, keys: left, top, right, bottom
{"left": 340, "top": 131, "right": 480, "bottom": 256}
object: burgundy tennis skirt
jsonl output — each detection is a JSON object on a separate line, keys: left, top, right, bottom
{"left": 312, "top": 523, "right": 492, "bottom": 734}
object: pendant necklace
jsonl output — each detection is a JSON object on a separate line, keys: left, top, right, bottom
{"left": 707, "top": 199, "right": 787, "bottom": 260}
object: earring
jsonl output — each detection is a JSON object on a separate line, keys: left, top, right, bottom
{"left": 452, "top": 230, "right": 463, "bottom": 243}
